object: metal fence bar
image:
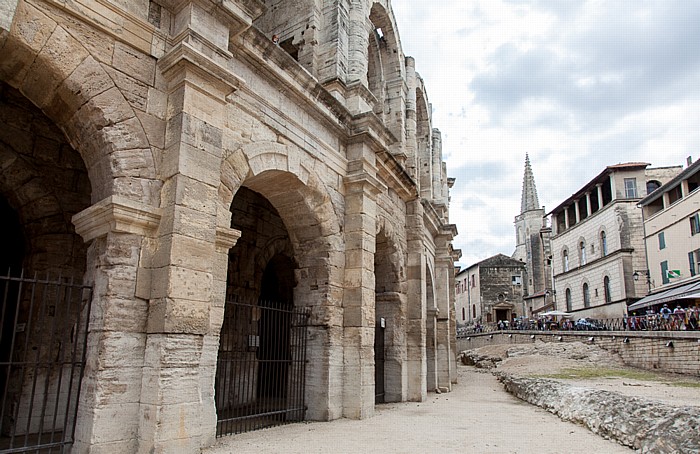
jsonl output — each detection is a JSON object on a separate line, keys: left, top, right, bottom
{"left": 457, "top": 311, "right": 700, "bottom": 338}
{"left": 215, "top": 300, "right": 310, "bottom": 436}
{"left": 0, "top": 271, "right": 92, "bottom": 453}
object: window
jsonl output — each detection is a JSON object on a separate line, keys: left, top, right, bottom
{"left": 661, "top": 260, "right": 669, "bottom": 285}
{"left": 604, "top": 276, "right": 611, "bottom": 303}
{"left": 565, "top": 288, "right": 572, "bottom": 312}
{"left": 583, "top": 283, "right": 590, "bottom": 308}
{"left": 472, "top": 305, "right": 476, "bottom": 318}
{"left": 600, "top": 231, "right": 608, "bottom": 256}
{"left": 646, "top": 180, "right": 661, "bottom": 195}
{"left": 563, "top": 249, "right": 569, "bottom": 272}
{"left": 691, "top": 213, "right": 700, "bottom": 235}
{"left": 624, "top": 178, "right": 638, "bottom": 198}
{"left": 462, "top": 307, "right": 466, "bottom": 321}
{"left": 689, "top": 249, "right": 700, "bottom": 276}
{"left": 512, "top": 275, "right": 522, "bottom": 286}
{"left": 658, "top": 232, "right": 666, "bottom": 250}
{"left": 580, "top": 241, "right": 586, "bottom": 265}
{"left": 471, "top": 275, "right": 475, "bottom": 287}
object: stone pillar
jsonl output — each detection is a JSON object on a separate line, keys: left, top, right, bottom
{"left": 434, "top": 225, "right": 457, "bottom": 391}
{"left": 610, "top": 175, "right": 617, "bottom": 201}
{"left": 135, "top": 3, "right": 252, "bottom": 449}
{"left": 586, "top": 192, "right": 592, "bottom": 216}
{"left": 71, "top": 197, "right": 161, "bottom": 454}
{"left": 432, "top": 130, "right": 443, "bottom": 202}
{"left": 564, "top": 206, "right": 570, "bottom": 229}
{"left": 574, "top": 199, "right": 581, "bottom": 224}
{"left": 405, "top": 199, "right": 427, "bottom": 401}
{"left": 405, "top": 57, "right": 418, "bottom": 181}
{"left": 342, "top": 140, "right": 385, "bottom": 419}
{"left": 347, "top": 0, "right": 371, "bottom": 84}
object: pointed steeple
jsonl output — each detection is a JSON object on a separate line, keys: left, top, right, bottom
{"left": 520, "top": 154, "right": 541, "bottom": 214}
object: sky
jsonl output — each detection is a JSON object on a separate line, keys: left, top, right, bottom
{"left": 391, "top": 0, "right": 700, "bottom": 268}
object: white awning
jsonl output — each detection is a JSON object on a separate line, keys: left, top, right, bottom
{"left": 628, "top": 280, "right": 700, "bottom": 311}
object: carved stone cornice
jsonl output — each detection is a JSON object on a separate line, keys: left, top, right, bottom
{"left": 344, "top": 171, "right": 387, "bottom": 197}
{"left": 72, "top": 196, "right": 161, "bottom": 242}
{"left": 216, "top": 226, "right": 242, "bottom": 251}
{"left": 158, "top": 41, "right": 244, "bottom": 99}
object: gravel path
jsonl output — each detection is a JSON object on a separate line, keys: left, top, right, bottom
{"left": 204, "top": 366, "right": 631, "bottom": 453}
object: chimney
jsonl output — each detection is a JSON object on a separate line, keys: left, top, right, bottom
{"left": 688, "top": 156, "right": 693, "bottom": 167}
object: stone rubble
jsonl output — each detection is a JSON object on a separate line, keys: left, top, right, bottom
{"left": 461, "top": 342, "right": 700, "bottom": 453}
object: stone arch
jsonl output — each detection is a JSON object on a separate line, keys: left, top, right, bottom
{"left": 599, "top": 228, "right": 608, "bottom": 256}
{"left": 374, "top": 216, "right": 407, "bottom": 403}
{"left": 366, "top": 2, "right": 405, "bottom": 131}
{"left": 0, "top": 82, "right": 91, "bottom": 277}
{"left": 424, "top": 260, "right": 437, "bottom": 392}
{"left": 565, "top": 287, "right": 573, "bottom": 312}
{"left": 416, "top": 83, "right": 432, "bottom": 198}
{"left": 0, "top": 77, "right": 92, "bottom": 442}
{"left": 218, "top": 141, "right": 343, "bottom": 421}
{"left": 0, "top": 2, "right": 159, "bottom": 206}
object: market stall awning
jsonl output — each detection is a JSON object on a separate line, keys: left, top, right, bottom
{"left": 628, "top": 280, "right": 700, "bottom": 311}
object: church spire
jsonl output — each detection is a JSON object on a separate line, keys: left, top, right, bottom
{"left": 520, "top": 153, "right": 541, "bottom": 214}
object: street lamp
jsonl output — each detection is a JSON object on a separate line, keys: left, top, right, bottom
{"left": 633, "top": 270, "right": 651, "bottom": 291}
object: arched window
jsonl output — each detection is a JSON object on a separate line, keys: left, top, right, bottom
{"left": 472, "top": 305, "right": 476, "bottom": 318}
{"left": 580, "top": 241, "right": 587, "bottom": 265}
{"left": 604, "top": 276, "right": 611, "bottom": 303}
{"left": 646, "top": 180, "right": 661, "bottom": 195}
{"left": 583, "top": 283, "right": 590, "bottom": 308}
{"left": 462, "top": 307, "right": 466, "bottom": 320}
{"left": 565, "top": 288, "right": 572, "bottom": 312}
{"left": 600, "top": 231, "right": 608, "bottom": 257}
{"left": 563, "top": 249, "right": 569, "bottom": 272}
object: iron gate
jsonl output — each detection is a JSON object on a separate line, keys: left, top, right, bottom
{"left": 215, "top": 300, "right": 310, "bottom": 436}
{"left": 0, "top": 271, "right": 92, "bottom": 453}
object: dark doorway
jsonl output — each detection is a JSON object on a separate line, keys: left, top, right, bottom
{"left": 496, "top": 309, "right": 509, "bottom": 322}
{"left": 0, "top": 197, "right": 24, "bottom": 398}
{"left": 374, "top": 320, "right": 385, "bottom": 403}
{"left": 257, "top": 255, "right": 294, "bottom": 400}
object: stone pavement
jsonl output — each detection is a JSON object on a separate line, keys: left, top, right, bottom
{"left": 204, "top": 367, "right": 631, "bottom": 453}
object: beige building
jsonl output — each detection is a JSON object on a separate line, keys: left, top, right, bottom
{"left": 455, "top": 254, "right": 525, "bottom": 327}
{"left": 549, "top": 163, "right": 680, "bottom": 319}
{"left": 631, "top": 158, "right": 700, "bottom": 313}
{"left": 0, "top": 1, "right": 458, "bottom": 452}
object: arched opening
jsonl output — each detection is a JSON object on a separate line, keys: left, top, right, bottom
{"left": 217, "top": 186, "right": 308, "bottom": 434}
{"left": 374, "top": 228, "right": 405, "bottom": 404}
{"left": 425, "top": 266, "right": 437, "bottom": 392}
{"left": 366, "top": 3, "right": 404, "bottom": 132}
{"left": 604, "top": 276, "right": 612, "bottom": 303}
{"left": 583, "top": 283, "right": 591, "bottom": 308}
{"left": 0, "top": 82, "right": 91, "bottom": 448}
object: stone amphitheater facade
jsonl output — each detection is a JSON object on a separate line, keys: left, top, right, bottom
{"left": 0, "top": 0, "right": 459, "bottom": 451}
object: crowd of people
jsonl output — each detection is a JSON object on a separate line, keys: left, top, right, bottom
{"left": 458, "top": 303, "right": 700, "bottom": 336}
{"left": 626, "top": 304, "right": 700, "bottom": 331}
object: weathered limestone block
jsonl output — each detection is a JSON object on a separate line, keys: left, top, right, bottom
{"left": 112, "top": 40, "right": 156, "bottom": 86}
{"left": 0, "top": 2, "right": 56, "bottom": 86}
{"left": 499, "top": 373, "right": 700, "bottom": 454}
{"left": 22, "top": 25, "right": 89, "bottom": 109}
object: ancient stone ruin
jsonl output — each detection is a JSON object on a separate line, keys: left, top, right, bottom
{"left": 0, "top": 0, "right": 458, "bottom": 451}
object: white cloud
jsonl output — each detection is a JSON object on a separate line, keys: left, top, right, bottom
{"left": 392, "top": 0, "right": 700, "bottom": 268}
